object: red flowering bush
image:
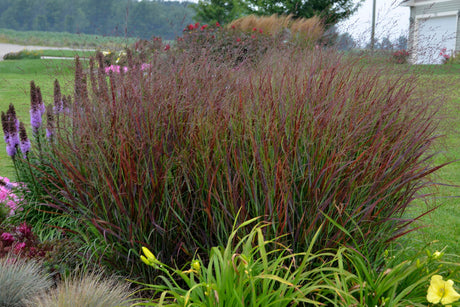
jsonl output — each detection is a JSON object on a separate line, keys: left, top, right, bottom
{"left": 439, "top": 48, "right": 459, "bottom": 64}
{"left": 392, "top": 49, "right": 410, "bottom": 64}
{"left": 174, "top": 22, "right": 282, "bottom": 67}
{"left": 0, "top": 222, "right": 51, "bottom": 259}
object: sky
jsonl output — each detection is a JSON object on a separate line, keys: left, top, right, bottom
{"left": 338, "top": 0, "right": 410, "bottom": 44}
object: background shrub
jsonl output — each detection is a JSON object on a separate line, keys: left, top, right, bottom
{"left": 3, "top": 50, "right": 42, "bottom": 60}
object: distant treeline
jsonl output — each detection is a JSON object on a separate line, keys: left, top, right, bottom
{"left": 0, "top": 0, "right": 196, "bottom": 40}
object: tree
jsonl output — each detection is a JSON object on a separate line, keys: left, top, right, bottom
{"left": 240, "top": 0, "right": 363, "bottom": 27}
{"left": 377, "top": 36, "right": 393, "bottom": 50}
{"left": 336, "top": 32, "right": 356, "bottom": 50}
{"left": 192, "top": 0, "right": 242, "bottom": 25}
{"left": 396, "top": 35, "right": 408, "bottom": 50}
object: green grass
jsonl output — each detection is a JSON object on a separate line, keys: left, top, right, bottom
{"left": 0, "top": 58, "right": 77, "bottom": 178}
{"left": 399, "top": 66, "right": 460, "bottom": 257}
{"left": 0, "top": 28, "right": 137, "bottom": 49}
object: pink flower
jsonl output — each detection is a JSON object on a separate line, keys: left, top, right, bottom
{"left": 231, "top": 25, "right": 236, "bottom": 29}
{"left": 1, "top": 232, "right": 15, "bottom": 244}
{"left": 17, "top": 222, "right": 32, "bottom": 237}
{"left": 252, "top": 27, "right": 257, "bottom": 31}
{"left": 104, "top": 65, "right": 128, "bottom": 74}
{"left": 259, "top": 29, "right": 263, "bottom": 34}
{"left": 200, "top": 25, "right": 208, "bottom": 31}
{"left": 164, "top": 44, "right": 170, "bottom": 51}
{"left": 216, "top": 22, "right": 220, "bottom": 27}
{"left": 141, "top": 63, "right": 151, "bottom": 70}
{"left": 236, "top": 38, "right": 241, "bottom": 42}
{"left": 195, "top": 22, "right": 200, "bottom": 29}
{"left": 251, "top": 35, "right": 256, "bottom": 39}
{"left": 14, "top": 242, "right": 26, "bottom": 254}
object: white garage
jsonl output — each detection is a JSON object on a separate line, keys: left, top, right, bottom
{"left": 414, "top": 13, "right": 458, "bottom": 64}
{"left": 402, "top": 0, "right": 460, "bottom": 64}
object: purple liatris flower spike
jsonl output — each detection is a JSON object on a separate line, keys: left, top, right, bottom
{"left": 30, "top": 81, "right": 42, "bottom": 133}
{"left": 2, "top": 104, "right": 20, "bottom": 157}
{"left": 37, "top": 86, "right": 46, "bottom": 115}
{"left": 19, "top": 122, "right": 30, "bottom": 158}
{"left": 1, "top": 111, "right": 9, "bottom": 144}
{"left": 54, "top": 79, "right": 64, "bottom": 113}
{"left": 30, "top": 108, "right": 42, "bottom": 134}
{"left": 7, "top": 104, "right": 20, "bottom": 147}
{"left": 46, "top": 104, "right": 55, "bottom": 140}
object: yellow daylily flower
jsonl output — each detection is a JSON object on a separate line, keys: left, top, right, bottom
{"left": 427, "top": 275, "right": 460, "bottom": 305}
{"left": 182, "top": 259, "right": 201, "bottom": 274}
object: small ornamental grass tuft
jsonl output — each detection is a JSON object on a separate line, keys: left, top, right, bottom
{"left": 29, "top": 270, "right": 134, "bottom": 307}
{"left": 0, "top": 257, "right": 52, "bottom": 307}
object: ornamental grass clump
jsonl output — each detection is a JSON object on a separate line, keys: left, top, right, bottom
{"left": 29, "top": 270, "right": 133, "bottom": 307}
{"left": 17, "top": 40, "right": 444, "bottom": 282}
{"left": 0, "top": 257, "right": 52, "bottom": 307}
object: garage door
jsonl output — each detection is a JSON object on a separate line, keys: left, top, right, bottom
{"left": 415, "top": 15, "right": 458, "bottom": 64}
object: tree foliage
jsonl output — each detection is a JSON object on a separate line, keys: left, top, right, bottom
{"left": 192, "top": 0, "right": 243, "bottom": 25}
{"left": 240, "top": 0, "right": 363, "bottom": 27}
{"left": 0, "top": 0, "right": 196, "bottom": 39}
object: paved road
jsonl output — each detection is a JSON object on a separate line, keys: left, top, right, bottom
{"left": 0, "top": 43, "right": 87, "bottom": 61}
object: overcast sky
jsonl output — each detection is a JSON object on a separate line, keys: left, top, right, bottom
{"left": 338, "top": 0, "right": 410, "bottom": 44}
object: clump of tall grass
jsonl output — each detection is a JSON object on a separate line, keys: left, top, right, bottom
{"left": 228, "top": 14, "right": 324, "bottom": 43}
{"left": 12, "top": 37, "right": 444, "bottom": 282}
{"left": 0, "top": 257, "right": 52, "bottom": 307}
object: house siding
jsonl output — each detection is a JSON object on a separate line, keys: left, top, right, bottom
{"left": 407, "top": 0, "right": 460, "bottom": 62}
{"left": 408, "top": 0, "right": 460, "bottom": 55}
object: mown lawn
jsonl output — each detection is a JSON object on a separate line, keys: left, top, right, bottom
{"left": 0, "top": 58, "right": 78, "bottom": 177}
{"left": 402, "top": 64, "right": 460, "bottom": 256}
{"left": 1, "top": 58, "right": 460, "bottom": 256}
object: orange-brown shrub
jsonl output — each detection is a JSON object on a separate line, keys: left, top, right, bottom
{"left": 227, "top": 14, "right": 324, "bottom": 44}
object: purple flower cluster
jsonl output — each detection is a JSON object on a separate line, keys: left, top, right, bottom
{"left": 19, "top": 122, "right": 31, "bottom": 158}
{"left": 30, "top": 81, "right": 46, "bottom": 134}
{"left": 1, "top": 104, "right": 20, "bottom": 157}
{"left": 46, "top": 104, "right": 55, "bottom": 140}
{"left": 1, "top": 104, "right": 31, "bottom": 159}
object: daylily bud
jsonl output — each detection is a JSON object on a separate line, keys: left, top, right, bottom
{"left": 191, "top": 259, "right": 200, "bottom": 272}
{"left": 140, "top": 246, "right": 158, "bottom": 267}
